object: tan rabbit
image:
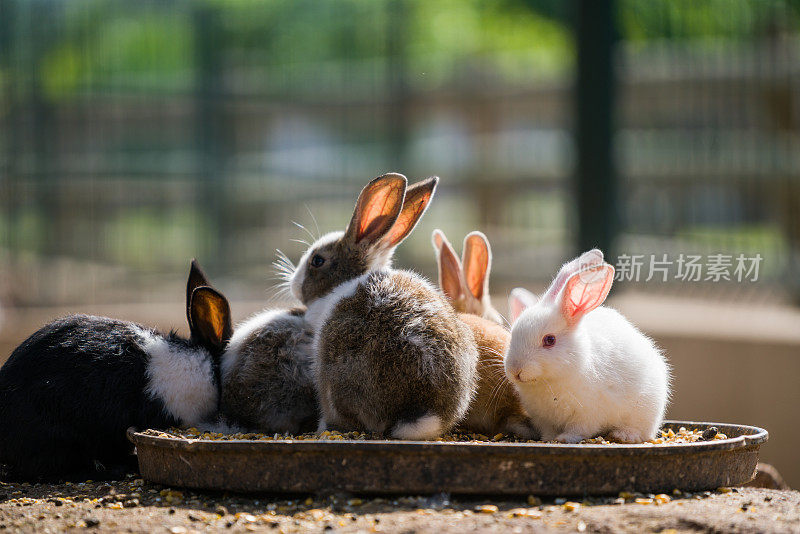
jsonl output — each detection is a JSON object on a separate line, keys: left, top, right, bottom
{"left": 291, "top": 174, "right": 479, "bottom": 439}
{"left": 432, "top": 229, "right": 538, "bottom": 439}
{"left": 431, "top": 229, "right": 505, "bottom": 324}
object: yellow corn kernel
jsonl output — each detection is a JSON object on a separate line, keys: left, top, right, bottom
{"left": 527, "top": 495, "right": 542, "bottom": 506}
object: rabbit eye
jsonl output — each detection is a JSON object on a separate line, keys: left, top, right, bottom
{"left": 542, "top": 334, "right": 556, "bottom": 347}
{"left": 310, "top": 254, "right": 325, "bottom": 268}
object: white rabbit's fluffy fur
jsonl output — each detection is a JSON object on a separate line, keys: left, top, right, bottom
{"left": 505, "top": 257, "right": 670, "bottom": 443}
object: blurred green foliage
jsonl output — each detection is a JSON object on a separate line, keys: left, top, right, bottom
{"left": 5, "top": 0, "right": 798, "bottom": 103}
{"left": 620, "top": 0, "right": 800, "bottom": 42}
{"left": 8, "top": 0, "right": 574, "bottom": 102}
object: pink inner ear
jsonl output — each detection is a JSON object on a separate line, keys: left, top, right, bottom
{"left": 439, "top": 241, "right": 464, "bottom": 302}
{"left": 383, "top": 178, "right": 436, "bottom": 247}
{"left": 348, "top": 175, "right": 406, "bottom": 245}
{"left": 509, "top": 291, "right": 531, "bottom": 323}
{"left": 561, "top": 264, "right": 614, "bottom": 325}
{"left": 509, "top": 297, "right": 526, "bottom": 323}
{"left": 463, "top": 240, "right": 489, "bottom": 300}
{"left": 544, "top": 249, "right": 605, "bottom": 303}
{"left": 432, "top": 230, "right": 444, "bottom": 251}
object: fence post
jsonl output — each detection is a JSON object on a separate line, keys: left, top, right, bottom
{"left": 0, "top": 0, "right": 16, "bottom": 252}
{"left": 386, "top": 0, "right": 410, "bottom": 170}
{"left": 193, "top": 4, "right": 229, "bottom": 273}
{"left": 574, "top": 0, "right": 618, "bottom": 260}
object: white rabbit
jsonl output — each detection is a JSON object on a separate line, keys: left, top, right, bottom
{"left": 504, "top": 251, "right": 670, "bottom": 443}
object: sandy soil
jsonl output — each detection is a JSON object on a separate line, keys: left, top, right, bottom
{"left": 1, "top": 476, "right": 798, "bottom": 533}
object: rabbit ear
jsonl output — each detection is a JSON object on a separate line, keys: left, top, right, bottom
{"left": 189, "top": 287, "right": 233, "bottom": 354}
{"left": 431, "top": 228, "right": 445, "bottom": 252}
{"left": 462, "top": 231, "right": 491, "bottom": 301}
{"left": 560, "top": 263, "right": 614, "bottom": 327}
{"left": 544, "top": 248, "right": 605, "bottom": 303}
{"left": 509, "top": 287, "right": 538, "bottom": 323}
{"left": 344, "top": 173, "right": 407, "bottom": 247}
{"left": 186, "top": 259, "right": 212, "bottom": 327}
{"left": 433, "top": 230, "right": 465, "bottom": 303}
{"left": 383, "top": 176, "right": 438, "bottom": 248}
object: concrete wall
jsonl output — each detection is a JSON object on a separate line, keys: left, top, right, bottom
{"left": 656, "top": 335, "right": 798, "bottom": 488}
{"left": 613, "top": 293, "right": 800, "bottom": 489}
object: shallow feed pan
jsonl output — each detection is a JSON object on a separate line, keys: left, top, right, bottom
{"left": 128, "top": 420, "right": 767, "bottom": 496}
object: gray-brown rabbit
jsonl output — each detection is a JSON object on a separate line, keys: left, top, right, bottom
{"left": 432, "top": 229, "right": 539, "bottom": 439}
{"left": 290, "top": 174, "right": 479, "bottom": 439}
{"left": 219, "top": 306, "right": 318, "bottom": 434}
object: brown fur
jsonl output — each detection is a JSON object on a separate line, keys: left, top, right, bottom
{"left": 225, "top": 174, "right": 440, "bottom": 436}
{"left": 316, "top": 270, "right": 478, "bottom": 436}
{"left": 299, "top": 175, "right": 438, "bottom": 304}
{"left": 432, "top": 230, "right": 504, "bottom": 324}
{"left": 291, "top": 174, "right": 457, "bottom": 437}
{"left": 431, "top": 230, "right": 539, "bottom": 438}
{"left": 299, "top": 239, "right": 369, "bottom": 304}
{"left": 456, "top": 314, "right": 538, "bottom": 438}
{"left": 221, "top": 308, "right": 318, "bottom": 434}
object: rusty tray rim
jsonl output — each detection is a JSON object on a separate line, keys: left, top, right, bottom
{"left": 128, "top": 420, "right": 767, "bottom": 457}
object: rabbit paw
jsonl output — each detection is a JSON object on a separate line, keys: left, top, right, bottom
{"left": 609, "top": 428, "right": 645, "bottom": 443}
{"left": 504, "top": 416, "right": 541, "bottom": 440}
{"left": 554, "top": 432, "right": 585, "bottom": 444}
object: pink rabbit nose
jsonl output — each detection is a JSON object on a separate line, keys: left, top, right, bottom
{"left": 510, "top": 366, "right": 536, "bottom": 383}
{"left": 507, "top": 366, "right": 526, "bottom": 383}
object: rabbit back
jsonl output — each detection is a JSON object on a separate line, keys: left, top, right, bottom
{"left": 313, "top": 269, "right": 478, "bottom": 439}
{"left": 221, "top": 308, "right": 318, "bottom": 434}
{"left": 584, "top": 307, "right": 669, "bottom": 440}
{"left": 0, "top": 315, "right": 186, "bottom": 479}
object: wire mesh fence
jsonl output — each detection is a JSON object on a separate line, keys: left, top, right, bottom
{"left": 0, "top": 0, "right": 797, "bottom": 308}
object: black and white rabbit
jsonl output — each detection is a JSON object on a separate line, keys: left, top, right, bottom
{"left": 0, "top": 260, "right": 231, "bottom": 480}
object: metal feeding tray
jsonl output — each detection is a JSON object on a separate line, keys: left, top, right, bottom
{"left": 128, "top": 421, "right": 767, "bottom": 496}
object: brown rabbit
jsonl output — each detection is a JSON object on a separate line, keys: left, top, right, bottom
{"left": 432, "top": 229, "right": 505, "bottom": 324}
{"left": 291, "top": 174, "right": 479, "bottom": 439}
{"left": 432, "top": 229, "right": 539, "bottom": 439}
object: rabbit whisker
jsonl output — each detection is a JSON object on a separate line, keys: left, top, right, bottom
{"left": 271, "top": 265, "right": 294, "bottom": 278}
{"left": 292, "top": 220, "right": 317, "bottom": 243}
{"left": 304, "top": 204, "right": 321, "bottom": 240}
{"left": 567, "top": 390, "right": 584, "bottom": 409}
{"left": 275, "top": 248, "right": 296, "bottom": 266}
{"left": 486, "top": 371, "right": 511, "bottom": 416}
{"left": 488, "top": 379, "right": 508, "bottom": 417}
{"left": 480, "top": 347, "right": 506, "bottom": 358}
{"left": 542, "top": 377, "right": 558, "bottom": 400}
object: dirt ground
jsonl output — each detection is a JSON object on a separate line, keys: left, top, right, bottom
{"left": 0, "top": 476, "right": 798, "bottom": 534}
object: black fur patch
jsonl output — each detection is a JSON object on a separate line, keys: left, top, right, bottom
{"left": 0, "top": 315, "right": 186, "bottom": 480}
